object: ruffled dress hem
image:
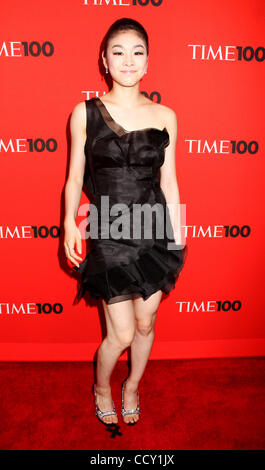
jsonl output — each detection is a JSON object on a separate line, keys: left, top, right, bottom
{"left": 73, "top": 242, "right": 188, "bottom": 305}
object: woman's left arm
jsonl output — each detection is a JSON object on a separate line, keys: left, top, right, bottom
{"left": 160, "top": 109, "right": 184, "bottom": 246}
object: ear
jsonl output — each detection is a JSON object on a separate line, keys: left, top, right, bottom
{"left": 101, "top": 52, "right": 107, "bottom": 68}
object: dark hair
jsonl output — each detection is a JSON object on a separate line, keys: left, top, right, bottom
{"left": 102, "top": 18, "right": 149, "bottom": 57}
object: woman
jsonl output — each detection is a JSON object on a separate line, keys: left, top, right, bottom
{"left": 64, "top": 18, "right": 187, "bottom": 426}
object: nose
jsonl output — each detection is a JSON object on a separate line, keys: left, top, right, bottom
{"left": 123, "top": 53, "right": 135, "bottom": 66}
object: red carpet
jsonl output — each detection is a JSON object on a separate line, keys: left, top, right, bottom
{"left": 0, "top": 357, "right": 264, "bottom": 450}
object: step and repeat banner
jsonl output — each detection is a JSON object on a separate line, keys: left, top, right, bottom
{"left": 1, "top": 0, "right": 264, "bottom": 360}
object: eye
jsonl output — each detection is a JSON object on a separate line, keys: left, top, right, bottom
{"left": 113, "top": 51, "right": 144, "bottom": 56}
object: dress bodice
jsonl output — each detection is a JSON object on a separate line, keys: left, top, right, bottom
{"left": 83, "top": 97, "right": 170, "bottom": 198}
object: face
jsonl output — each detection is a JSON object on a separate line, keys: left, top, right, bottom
{"left": 102, "top": 30, "right": 148, "bottom": 86}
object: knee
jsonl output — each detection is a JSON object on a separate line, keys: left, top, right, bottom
{"left": 113, "top": 329, "right": 136, "bottom": 349}
{"left": 136, "top": 315, "right": 156, "bottom": 336}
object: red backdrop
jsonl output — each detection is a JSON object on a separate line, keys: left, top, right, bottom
{"left": 1, "top": 0, "right": 264, "bottom": 360}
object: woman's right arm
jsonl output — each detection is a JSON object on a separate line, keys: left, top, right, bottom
{"left": 64, "top": 101, "right": 87, "bottom": 268}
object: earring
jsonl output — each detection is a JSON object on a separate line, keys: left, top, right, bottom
{"left": 105, "top": 67, "right": 109, "bottom": 74}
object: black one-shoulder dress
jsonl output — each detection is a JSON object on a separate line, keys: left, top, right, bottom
{"left": 73, "top": 97, "right": 188, "bottom": 304}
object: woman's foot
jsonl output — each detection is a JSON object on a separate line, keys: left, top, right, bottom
{"left": 122, "top": 379, "right": 140, "bottom": 424}
{"left": 94, "top": 384, "right": 118, "bottom": 424}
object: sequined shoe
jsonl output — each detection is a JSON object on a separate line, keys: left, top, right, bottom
{"left": 93, "top": 383, "right": 117, "bottom": 425}
{"left": 121, "top": 378, "right": 140, "bottom": 425}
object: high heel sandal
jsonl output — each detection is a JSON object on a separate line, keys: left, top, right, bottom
{"left": 121, "top": 378, "right": 140, "bottom": 425}
{"left": 93, "top": 383, "right": 117, "bottom": 425}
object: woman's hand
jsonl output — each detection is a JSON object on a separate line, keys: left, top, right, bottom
{"left": 64, "top": 219, "right": 83, "bottom": 268}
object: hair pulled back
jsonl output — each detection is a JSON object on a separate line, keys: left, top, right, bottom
{"left": 102, "top": 17, "right": 149, "bottom": 57}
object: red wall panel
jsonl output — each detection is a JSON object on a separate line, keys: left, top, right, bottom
{"left": 1, "top": 0, "right": 264, "bottom": 360}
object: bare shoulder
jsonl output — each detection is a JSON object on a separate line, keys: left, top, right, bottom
{"left": 148, "top": 99, "right": 177, "bottom": 131}
{"left": 70, "top": 101, "right": 86, "bottom": 137}
{"left": 71, "top": 100, "right": 86, "bottom": 120}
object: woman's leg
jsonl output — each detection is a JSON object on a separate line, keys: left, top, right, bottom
{"left": 95, "top": 298, "right": 136, "bottom": 424}
{"left": 122, "top": 290, "right": 163, "bottom": 423}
